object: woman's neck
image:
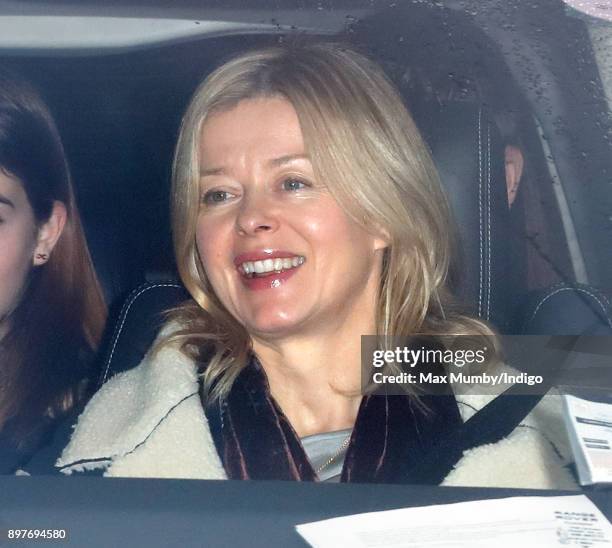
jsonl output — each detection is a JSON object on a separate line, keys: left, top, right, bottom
{"left": 251, "top": 312, "right": 375, "bottom": 437}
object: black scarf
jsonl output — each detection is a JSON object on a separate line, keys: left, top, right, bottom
{"left": 204, "top": 357, "right": 468, "bottom": 483}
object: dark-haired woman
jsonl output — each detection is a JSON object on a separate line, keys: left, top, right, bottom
{"left": 0, "top": 73, "right": 107, "bottom": 473}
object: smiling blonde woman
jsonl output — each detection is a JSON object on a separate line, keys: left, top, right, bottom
{"left": 55, "top": 42, "right": 577, "bottom": 489}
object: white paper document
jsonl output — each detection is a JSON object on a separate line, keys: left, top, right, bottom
{"left": 296, "top": 495, "right": 611, "bottom": 548}
{"left": 563, "top": 394, "right": 612, "bottom": 485}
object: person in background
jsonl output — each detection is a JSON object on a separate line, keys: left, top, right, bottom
{"left": 349, "top": 3, "right": 574, "bottom": 291}
{"left": 0, "top": 72, "right": 107, "bottom": 473}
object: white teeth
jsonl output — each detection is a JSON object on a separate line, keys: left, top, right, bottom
{"left": 239, "top": 255, "right": 306, "bottom": 277}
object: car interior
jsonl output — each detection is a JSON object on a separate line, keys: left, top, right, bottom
{"left": 2, "top": 0, "right": 600, "bottom": 383}
{"left": 0, "top": 0, "right": 611, "bottom": 542}
{"left": 0, "top": 0, "right": 609, "bottom": 404}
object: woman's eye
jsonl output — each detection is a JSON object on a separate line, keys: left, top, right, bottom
{"left": 281, "top": 178, "right": 308, "bottom": 191}
{"left": 202, "top": 190, "right": 234, "bottom": 205}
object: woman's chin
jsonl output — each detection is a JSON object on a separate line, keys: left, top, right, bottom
{"left": 242, "top": 309, "right": 309, "bottom": 339}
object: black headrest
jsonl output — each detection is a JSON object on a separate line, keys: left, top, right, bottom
{"left": 521, "top": 282, "right": 612, "bottom": 335}
{"left": 98, "top": 282, "right": 189, "bottom": 386}
{"left": 415, "top": 102, "right": 518, "bottom": 332}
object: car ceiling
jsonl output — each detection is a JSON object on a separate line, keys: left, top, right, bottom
{"left": 0, "top": 1, "right": 372, "bottom": 54}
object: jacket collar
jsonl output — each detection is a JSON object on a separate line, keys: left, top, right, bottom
{"left": 57, "top": 336, "right": 199, "bottom": 472}
{"left": 55, "top": 326, "right": 576, "bottom": 490}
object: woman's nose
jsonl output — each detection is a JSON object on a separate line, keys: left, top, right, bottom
{"left": 235, "top": 192, "right": 279, "bottom": 235}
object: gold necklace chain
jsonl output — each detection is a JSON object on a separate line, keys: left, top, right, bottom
{"left": 316, "top": 434, "right": 351, "bottom": 475}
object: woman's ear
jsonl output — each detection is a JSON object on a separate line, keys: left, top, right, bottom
{"left": 362, "top": 214, "right": 390, "bottom": 251}
{"left": 505, "top": 145, "right": 524, "bottom": 208}
{"left": 32, "top": 201, "right": 67, "bottom": 265}
{"left": 373, "top": 227, "right": 391, "bottom": 251}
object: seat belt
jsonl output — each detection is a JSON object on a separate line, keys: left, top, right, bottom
{"left": 400, "top": 336, "right": 580, "bottom": 484}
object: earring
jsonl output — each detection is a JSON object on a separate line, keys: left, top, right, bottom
{"left": 36, "top": 253, "right": 48, "bottom": 261}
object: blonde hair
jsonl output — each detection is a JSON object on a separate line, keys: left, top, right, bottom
{"left": 165, "top": 42, "right": 495, "bottom": 403}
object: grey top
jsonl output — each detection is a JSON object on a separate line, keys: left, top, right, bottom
{"left": 300, "top": 428, "right": 352, "bottom": 482}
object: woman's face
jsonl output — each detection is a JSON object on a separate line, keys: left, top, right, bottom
{"left": 196, "top": 96, "right": 388, "bottom": 339}
{"left": 0, "top": 173, "right": 38, "bottom": 331}
{"left": 0, "top": 172, "right": 65, "bottom": 337}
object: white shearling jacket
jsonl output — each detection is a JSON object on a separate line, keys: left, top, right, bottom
{"left": 56, "top": 338, "right": 579, "bottom": 490}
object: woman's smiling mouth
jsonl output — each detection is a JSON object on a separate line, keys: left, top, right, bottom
{"left": 239, "top": 256, "right": 305, "bottom": 278}
{"left": 233, "top": 251, "right": 306, "bottom": 290}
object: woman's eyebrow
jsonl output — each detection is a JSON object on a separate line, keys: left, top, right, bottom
{"left": 200, "top": 154, "right": 310, "bottom": 177}
{"left": 268, "top": 153, "right": 310, "bottom": 167}
{"left": 0, "top": 193, "right": 15, "bottom": 208}
{"left": 268, "top": 154, "right": 310, "bottom": 167}
{"left": 200, "top": 166, "right": 225, "bottom": 177}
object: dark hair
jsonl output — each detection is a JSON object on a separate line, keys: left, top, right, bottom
{"left": 0, "top": 71, "right": 107, "bottom": 443}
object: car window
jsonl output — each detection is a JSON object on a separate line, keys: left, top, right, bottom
{"left": 1, "top": 0, "right": 612, "bottom": 508}
{"left": 3, "top": 1, "right": 609, "bottom": 301}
